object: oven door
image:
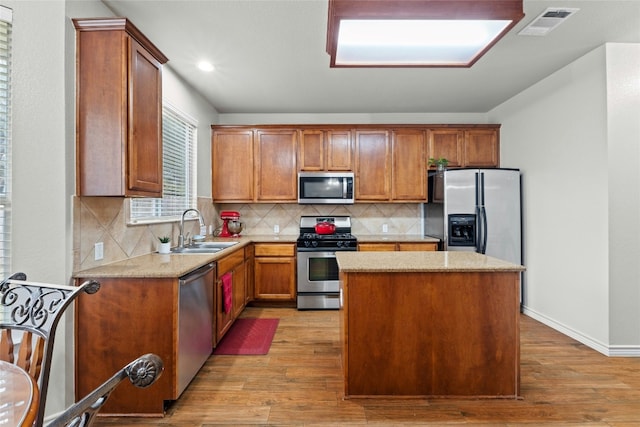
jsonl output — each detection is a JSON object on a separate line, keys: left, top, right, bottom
{"left": 297, "top": 250, "right": 340, "bottom": 293}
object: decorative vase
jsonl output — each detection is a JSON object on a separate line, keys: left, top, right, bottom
{"left": 158, "top": 242, "right": 171, "bottom": 254}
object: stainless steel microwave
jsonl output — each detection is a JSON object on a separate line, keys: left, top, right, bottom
{"left": 298, "top": 172, "right": 354, "bottom": 204}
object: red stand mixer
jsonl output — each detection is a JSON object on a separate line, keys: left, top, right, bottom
{"left": 218, "top": 211, "right": 243, "bottom": 237}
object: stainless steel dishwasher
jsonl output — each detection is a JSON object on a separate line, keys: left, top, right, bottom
{"left": 178, "top": 262, "right": 214, "bottom": 396}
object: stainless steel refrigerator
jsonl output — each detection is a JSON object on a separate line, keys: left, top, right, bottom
{"left": 423, "top": 168, "right": 522, "bottom": 266}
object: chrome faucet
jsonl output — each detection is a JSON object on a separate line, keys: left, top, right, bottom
{"left": 179, "top": 208, "right": 205, "bottom": 248}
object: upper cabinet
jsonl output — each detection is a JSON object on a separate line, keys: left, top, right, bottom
{"left": 74, "top": 18, "right": 168, "bottom": 197}
{"left": 391, "top": 129, "right": 427, "bottom": 201}
{"left": 212, "top": 128, "right": 254, "bottom": 202}
{"left": 212, "top": 125, "right": 500, "bottom": 203}
{"left": 354, "top": 129, "right": 391, "bottom": 201}
{"left": 298, "top": 129, "right": 352, "bottom": 171}
{"left": 211, "top": 127, "right": 298, "bottom": 203}
{"left": 428, "top": 126, "right": 500, "bottom": 169}
{"left": 255, "top": 129, "right": 298, "bottom": 201}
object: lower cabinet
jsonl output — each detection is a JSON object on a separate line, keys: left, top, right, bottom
{"left": 253, "top": 243, "right": 296, "bottom": 302}
{"left": 75, "top": 274, "right": 211, "bottom": 417}
{"left": 215, "top": 246, "right": 246, "bottom": 344}
{"left": 358, "top": 241, "right": 439, "bottom": 251}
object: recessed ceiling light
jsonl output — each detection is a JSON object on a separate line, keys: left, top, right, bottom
{"left": 326, "top": 0, "right": 525, "bottom": 68}
{"left": 197, "top": 61, "right": 214, "bottom": 72}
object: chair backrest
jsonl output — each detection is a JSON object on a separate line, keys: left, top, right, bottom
{"left": 46, "top": 353, "right": 164, "bottom": 427}
{"left": 0, "top": 272, "right": 100, "bottom": 426}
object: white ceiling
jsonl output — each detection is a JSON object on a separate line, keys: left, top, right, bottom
{"left": 101, "top": 0, "right": 640, "bottom": 114}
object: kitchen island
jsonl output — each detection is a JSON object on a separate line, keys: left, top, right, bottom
{"left": 336, "top": 251, "right": 525, "bottom": 399}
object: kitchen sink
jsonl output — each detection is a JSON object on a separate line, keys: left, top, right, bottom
{"left": 170, "top": 241, "right": 239, "bottom": 254}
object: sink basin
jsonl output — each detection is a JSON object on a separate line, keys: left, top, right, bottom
{"left": 170, "top": 241, "right": 239, "bottom": 254}
{"left": 192, "top": 241, "right": 239, "bottom": 249}
{"left": 170, "top": 247, "right": 223, "bottom": 254}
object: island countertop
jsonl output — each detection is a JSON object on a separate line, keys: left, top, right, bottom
{"left": 336, "top": 251, "right": 525, "bottom": 273}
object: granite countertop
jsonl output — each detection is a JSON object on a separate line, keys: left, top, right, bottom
{"left": 74, "top": 234, "right": 298, "bottom": 279}
{"left": 356, "top": 234, "right": 440, "bottom": 243}
{"left": 336, "top": 251, "right": 525, "bottom": 273}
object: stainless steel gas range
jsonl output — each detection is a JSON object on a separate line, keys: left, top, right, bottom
{"left": 296, "top": 216, "right": 357, "bottom": 310}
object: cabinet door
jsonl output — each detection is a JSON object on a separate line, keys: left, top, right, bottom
{"left": 215, "top": 276, "right": 235, "bottom": 343}
{"left": 127, "top": 38, "right": 163, "bottom": 195}
{"left": 255, "top": 129, "right": 298, "bottom": 201}
{"left": 254, "top": 257, "right": 296, "bottom": 301}
{"left": 245, "top": 245, "right": 255, "bottom": 304}
{"left": 355, "top": 130, "right": 390, "bottom": 201}
{"left": 464, "top": 129, "right": 499, "bottom": 167}
{"left": 326, "top": 130, "right": 353, "bottom": 171}
{"left": 212, "top": 129, "right": 254, "bottom": 202}
{"left": 428, "top": 129, "right": 464, "bottom": 169}
{"left": 392, "top": 129, "right": 427, "bottom": 201}
{"left": 232, "top": 260, "right": 247, "bottom": 318}
{"left": 299, "top": 130, "right": 325, "bottom": 171}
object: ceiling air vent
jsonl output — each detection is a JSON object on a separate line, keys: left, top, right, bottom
{"left": 518, "top": 7, "right": 579, "bottom": 36}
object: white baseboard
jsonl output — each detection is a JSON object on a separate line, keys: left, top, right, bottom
{"left": 522, "top": 306, "right": 640, "bottom": 357}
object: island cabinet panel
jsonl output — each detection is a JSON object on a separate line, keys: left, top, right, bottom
{"left": 75, "top": 277, "right": 178, "bottom": 416}
{"left": 255, "top": 129, "right": 298, "bottom": 201}
{"left": 355, "top": 130, "right": 391, "bottom": 201}
{"left": 340, "top": 270, "right": 520, "bottom": 398}
{"left": 212, "top": 129, "right": 254, "bottom": 202}
{"left": 74, "top": 18, "right": 167, "bottom": 197}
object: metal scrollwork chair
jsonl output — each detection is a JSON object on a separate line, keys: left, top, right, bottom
{"left": 0, "top": 272, "right": 101, "bottom": 426}
{"left": 47, "top": 353, "right": 164, "bottom": 427}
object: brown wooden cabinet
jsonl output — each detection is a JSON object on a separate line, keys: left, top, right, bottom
{"left": 215, "top": 247, "right": 246, "bottom": 343}
{"left": 255, "top": 129, "right": 298, "bottom": 201}
{"left": 245, "top": 244, "right": 255, "bottom": 304}
{"left": 355, "top": 129, "right": 391, "bottom": 201}
{"left": 75, "top": 274, "right": 199, "bottom": 416}
{"left": 358, "top": 241, "right": 438, "bottom": 251}
{"left": 391, "top": 129, "right": 427, "bottom": 201}
{"left": 74, "top": 18, "right": 168, "bottom": 197}
{"left": 299, "top": 129, "right": 353, "bottom": 171}
{"left": 464, "top": 129, "right": 499, "bottom": 167}
{"left": 212, "top": 128, "right": 254, "bottom": 202}
{"left": 428, "top": 126, "right": 499, "bottom": 169}
{"left": 253, "top": 243, "right": 296, "bottom": 302}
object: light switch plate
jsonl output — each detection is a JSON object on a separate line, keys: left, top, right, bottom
{"left": 94, "top": 242, "right": 104, "bottom": 260}
{"left": 382, "top": 224, "right": 388, "bottom": 233}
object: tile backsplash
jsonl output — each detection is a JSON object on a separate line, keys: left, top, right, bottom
{"left": 73, "top": 196, "right": 422, "bottom": 271}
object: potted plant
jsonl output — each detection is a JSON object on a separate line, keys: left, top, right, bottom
{"left": 158, "top": 236, "right": 171, "bottom": 254}
{"left": 428, "top": 157, "right": 449, "bottom": 173}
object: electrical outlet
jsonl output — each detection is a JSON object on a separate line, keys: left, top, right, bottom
{"left": 382, "top": 224, "right": 388, "bottom": 233}
{"left": 94, "top": 242, "right": 104, "bottom": 260}
{"left": 274, "top": 224, "right": 280, "bottom": 234}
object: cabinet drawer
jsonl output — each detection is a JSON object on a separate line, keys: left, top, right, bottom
{"left": 397, "top": 242, "right": 438, "bottom": 251}
{"left": 254, "top": 243, "right": 295, "bottom": 257}
{"left": 217, "top": 248, "right": 245, "bottom": 276}
{"left": 358, "top": 243, "right": 397, "bottom": 251}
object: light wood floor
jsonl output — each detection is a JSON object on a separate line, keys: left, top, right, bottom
{"left": 94, "top": 307, "right": 640, "bottom": 426}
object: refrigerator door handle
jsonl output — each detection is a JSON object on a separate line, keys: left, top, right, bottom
{"left": 480, "top": 206, "right": 488, "bottom": 254}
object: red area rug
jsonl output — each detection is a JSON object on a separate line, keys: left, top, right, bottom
{"left": 213, "top": 318, "right": 279, "bottom": 355}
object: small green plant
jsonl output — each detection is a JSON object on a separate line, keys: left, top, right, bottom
{"left": 158, "top": 236, "right": 171, "bottom": 243}
{"left": 428, "top": 157, "right": 449, "bottom": 167}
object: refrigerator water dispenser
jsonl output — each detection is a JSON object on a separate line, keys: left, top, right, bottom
{"left": 448, "top": 214, "right": 476, "bottom": 247}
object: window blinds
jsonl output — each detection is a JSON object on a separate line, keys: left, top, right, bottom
{"left": 0, "top": 7, "right": 12, "bottom": 278}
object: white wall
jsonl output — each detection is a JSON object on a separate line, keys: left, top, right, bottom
{"left": 605, "top": 44, "right": 640, "bottom": 348}
{"left": 489, "top": 44, "right": 640, "bottom": 355}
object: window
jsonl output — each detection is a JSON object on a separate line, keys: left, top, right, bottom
{"left": 0, "top": 7, "right": 12, "bottom": 278}
{"left": 130, "top": 102, "right": 197, "bottom": 223}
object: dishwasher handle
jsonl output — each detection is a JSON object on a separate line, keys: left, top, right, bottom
{"left": 179, "top": 263, "right": 214, "bottom": 285}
